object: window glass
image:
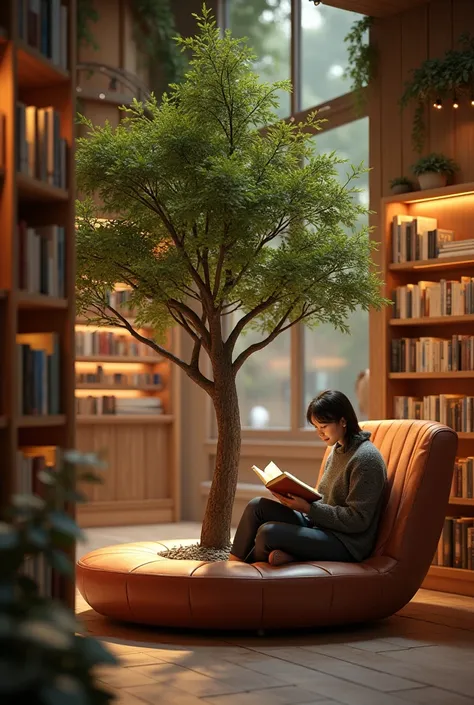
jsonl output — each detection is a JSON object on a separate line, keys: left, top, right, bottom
{"left": 304, "top": 118, "right": 369, "bottom": 421}
{"left": 301, "top": 5, "right": 366, "bottom": 109}
{"left": 227, "top": 0, "right": 291, "bottom": 119}
{"left": 231, "top": 313, "right": 291, "bottom": 429}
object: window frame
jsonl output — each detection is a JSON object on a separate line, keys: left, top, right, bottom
{"left": 213, "top": 0, "right": 369, "bottom": 439}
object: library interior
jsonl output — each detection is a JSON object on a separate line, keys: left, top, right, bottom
{"left": 1, "top": 1, "right": 474, "bottom": 704}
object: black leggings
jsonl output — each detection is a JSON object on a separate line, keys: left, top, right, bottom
{"left": 230, "top": 496, "right": 353, "bottom": 563}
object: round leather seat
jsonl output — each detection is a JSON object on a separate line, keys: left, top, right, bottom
{"left": 76, "top": 538, "right": 396, "bottom": 630}
{"left": 77, "top": 422, "right": 458, "bottom": 631}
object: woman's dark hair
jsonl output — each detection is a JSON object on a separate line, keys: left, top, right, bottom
{"left": 306, "top": 390, "right": 361, "bottom": 441}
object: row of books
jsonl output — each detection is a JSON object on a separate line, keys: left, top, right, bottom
{"left": 392, "top": 277, "right": 474, "bottom": 319}
{"left": 76, "top": 396, "right": 164, "bottom": 416}
{"left": 18, "top": 0, "right": 69, "bottom": 70}
{"left": 394, "top": 394, "right": 474, "bottom": 432}
{"left": 76, "top": 368, "right": 162, "bottom": 387}
{"left": 16, "top": 103, "right": 67, "bottom": 189}
{"left": 451, "top": 457, "right": 474, "bottom": 499}
{"left": 391, "top": 336, "right": 474, "bottom": 373}
{"left": 105, "top": 290, "right": 134, "bottom": 309}
{"left": 17, "top": 335, "right": 61, "bottom": 415}
{"left": 437, "top": 238, "right": 474, "bottom": 259}
{"left": 432, "top": 517, "right": 474, "bottom": 570}
{"left": 391, "top": 214, "right": 454, "bottom": 263}
{"left": 17, "top": 222, "right": 65, "bottom": 297}
{"left": 75, "top": 331, "right": 158, "bottom": 358}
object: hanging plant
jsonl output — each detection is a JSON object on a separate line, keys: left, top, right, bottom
{"left": 131, "top": 0, "right": 186, "bottom": 96}
{"left": 344, "top": 16, "right": 376, "bottom": 113}
{"left": 400, "top": 34, "right": 474, "bottom": 154}
{"left": 77, "top": 0, "right": 99, "bottom": 49}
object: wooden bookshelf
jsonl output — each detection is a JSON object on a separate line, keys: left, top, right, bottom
{"left": 378, "top": 183, "right": 474, "bottom": 597}
{"left": 75, "top": 317, "right": 181, "bottom": 527}
{"left": 0, "top": 0, "right": 76, "bottom": 609}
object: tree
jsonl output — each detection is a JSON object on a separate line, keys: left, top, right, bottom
{"left": 75, "top": 6, "right": 386, "bottom": 550}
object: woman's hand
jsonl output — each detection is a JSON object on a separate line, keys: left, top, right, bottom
{"left": 271, "top": 492, "right": 311, "bottom": 514}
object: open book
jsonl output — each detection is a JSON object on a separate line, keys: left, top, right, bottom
{"left": 252, "top": 461, "right": 321, "bottom": 503}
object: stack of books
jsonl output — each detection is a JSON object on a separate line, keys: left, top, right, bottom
{"left": 438, "top": 238, "right": 474, "bottom": 259}
{"left": 17, "top": 222, "right": 65, "bottom": 297}
{"left": 16, "top": 103, "right": 67, "bottom": 189}
{"left": 76, "top": 396, "right": 164, "bottom": 416}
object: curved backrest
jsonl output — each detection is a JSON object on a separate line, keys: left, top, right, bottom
{"left": 318, "top": 420, "right": 457, "bottom": 584}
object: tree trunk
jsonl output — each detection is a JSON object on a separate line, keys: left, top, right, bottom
{"left": 200, "top": 367, "right": 241, "bottom": 549}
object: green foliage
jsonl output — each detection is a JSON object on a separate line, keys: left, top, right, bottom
{"left": 131, "top": 0, "right": 186, "bottom": 95}
{"left": 77, "top": 0, "right": 99, "bottom": 49}
{"left": 75, "top": 5, "right": 388, "bottom": 394}
{"left": 400, "top": 34, "right": 474, "bottom": 153}
{"left": 343, "top": 16, "right": 375, "bottom": 113}
{"left": 389, "top": 176, "right": 413, "bottom": 188}
{"left": 0, "top": 451, "right": 117, "bottom": 705}
{"left": 411, "top": 152, "right": 459, "bottom": 176}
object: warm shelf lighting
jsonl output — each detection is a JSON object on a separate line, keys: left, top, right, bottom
{"left": 75, "top": 389, "right": 145, "bottom": 398}
{"left": 408, "top": 190, "right": 474, "bottom": 204}
{"left": 75, "top": 361, "right": 151, "bottom": 372}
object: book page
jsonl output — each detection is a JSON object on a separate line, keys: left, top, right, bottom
{"left": 251, "top": 465, "right": 268, "bottom": 485}
{"left": 263, "top": 461, "right": 283, "bottom": 482}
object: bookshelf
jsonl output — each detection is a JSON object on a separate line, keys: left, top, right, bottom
{"left": 74, "top": 312, "right": 181, "bottom": 527}
{"left": 380, "top": 182, "right": 474, "bottom": 597}
{"left": 0, "top": 1, "right": 76, "bottom": 608}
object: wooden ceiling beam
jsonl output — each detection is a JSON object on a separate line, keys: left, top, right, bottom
{"left": 318, "top": 0, "right": 430, "bottom": 18}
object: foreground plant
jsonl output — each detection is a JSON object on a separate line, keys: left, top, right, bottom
{"left": 76, "top": 6, "right": 387, "bottom": 550}
{"left": 0, "top": 451, "right": 117, "bottom": 704}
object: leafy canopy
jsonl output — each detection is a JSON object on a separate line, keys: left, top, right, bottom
{"left": 76, "top": 6, "right": 385, "bottom": 392}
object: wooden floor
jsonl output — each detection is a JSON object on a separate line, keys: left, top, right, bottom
{"left": 76, "top": 523, "right": 474, "bottom": 705}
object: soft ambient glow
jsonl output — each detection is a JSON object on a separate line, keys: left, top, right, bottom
{"left": 75, "top": 389, "right": 145, "bottom": 398}
{"left": 75, "top": 361, "right": 157, "bottom": 372}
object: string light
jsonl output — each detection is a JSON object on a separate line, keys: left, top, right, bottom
{"left": 433, "top": 98, "right": 442, "bottom": 110}
{"left": 453, "top": 97, "right": 459, "bottom": 109}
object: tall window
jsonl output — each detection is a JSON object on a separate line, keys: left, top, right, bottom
{"left": 222, "top": 2, "right": 370, "bottom": 431}
{"left": 227, "top": 0, "right": 291, "bottom": 118}
{"left": 304, "top": 118, "right": 369, "bottom": 419}
{"left": 233, "top": 315, "right": 291, "bottom": 429}
{"left": 301, "top": 5, "right": 366, "bottom": 109}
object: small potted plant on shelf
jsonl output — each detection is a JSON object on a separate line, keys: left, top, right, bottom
{"left": 411, "top": 153, "right": 459, "bottom": 191}
{"left": 389, "top": 176, "right": 414, "bottom": 195}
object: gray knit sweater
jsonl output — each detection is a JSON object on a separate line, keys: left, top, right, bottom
{"left": 308, "top": 431, "right": 387, "bottom": 561}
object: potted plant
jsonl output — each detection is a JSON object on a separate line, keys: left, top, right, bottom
{"left": 0, "top": 450, "right": 117, "bottom": 704}
{"left": 75, "top": 7, "right": 388, "bottom": 556}
{"left": 389, "top": 176, "right": 414, "bottom": 195}
{"left": 412, "top": 153, "right": 459, "bottom": 190}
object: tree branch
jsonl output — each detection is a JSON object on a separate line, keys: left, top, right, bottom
{"left": 104, "top": 304, "right": 214, "bottom": 395}
{"left": 225, "top": 295, "right": 278, "bottom": 353}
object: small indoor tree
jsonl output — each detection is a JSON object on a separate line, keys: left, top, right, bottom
{"left": 76, "top": 7, "right": 386, "bottom": 551}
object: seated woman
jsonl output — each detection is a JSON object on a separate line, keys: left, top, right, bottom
{"left": 228, "top": 389, "right": 387, "bottom": 566}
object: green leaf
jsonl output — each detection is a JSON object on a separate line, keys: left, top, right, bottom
{"left": 0, "top": 523, "right": 19, "bottom": 550}
{"left": 48, "top": 511, "right": 84, "bottom": 540}
{"left": 48, "top": 550, "right": 73, "bottom": 576}
{"left": 42, "top": 677, "right": 88, "bottom": 705}
{"left": 76, "top": 635, "right": 119, "bottom": 666}
{"left": 27, "top": 526, "right": 49, "bottom": 548}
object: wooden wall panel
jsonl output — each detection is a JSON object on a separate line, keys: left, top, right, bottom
{"left": 453, "top": 0, "right": 474, "bottom": 183}
{"left": 400, "top": 5, "right": 430, "bottom": 178}
{"left": 428, "top": 1, "right": 454, "bottom": 158}
{"left": 76, "top": 422, "right": 174, "bottom": 526}
{"left": 379, "top": 15, "right": 403, "bottom": 190}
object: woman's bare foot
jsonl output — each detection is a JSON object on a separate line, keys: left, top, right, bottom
{"left": 268, "top": 550, "right": 295, "bottom": 567}
{"left": 228, "top": 553, "right": 243, "bottom": 562}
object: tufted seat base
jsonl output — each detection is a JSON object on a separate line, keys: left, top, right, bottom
{"left": 77, "top": 539, "right": 400, "bottom": 630}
